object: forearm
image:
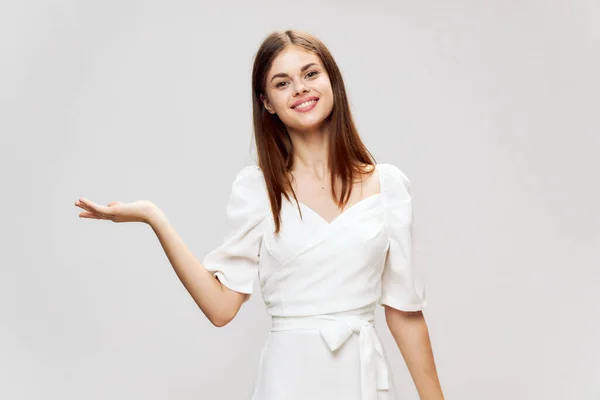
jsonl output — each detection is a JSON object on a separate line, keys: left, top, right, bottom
{"left": 146, "top": 207, "right": 231, "bottom": 326}
{"left": 385, "top": 307, "right": 444, "bottom": 400}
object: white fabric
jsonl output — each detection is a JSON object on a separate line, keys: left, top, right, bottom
{"left": 203, "top": 163, "right": 426, "bottom": 400}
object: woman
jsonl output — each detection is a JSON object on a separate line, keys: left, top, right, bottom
{"left": 75, "top": 30, "right": 444, "bottom": 400}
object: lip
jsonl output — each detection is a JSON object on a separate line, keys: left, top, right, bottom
{"left": 290, "top": 96, "right": 320, "bottom": 109}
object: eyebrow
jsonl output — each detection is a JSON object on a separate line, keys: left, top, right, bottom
{"left": 270, "top": 63, "right": 319, "bottom": 82}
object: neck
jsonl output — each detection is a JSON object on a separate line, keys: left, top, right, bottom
{"left": 288, "top": 123, "right": 331, "bottom": 178}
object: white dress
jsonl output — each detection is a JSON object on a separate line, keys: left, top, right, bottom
{"left": 203, "top": 163, "right": 427, "bottom": 400}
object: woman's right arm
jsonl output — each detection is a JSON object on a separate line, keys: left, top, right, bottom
{"left": 146, "top": 207, "right": 247, "bottom": 327}
{"left": 75, "top": 198, "right": 245, "bottom": 327}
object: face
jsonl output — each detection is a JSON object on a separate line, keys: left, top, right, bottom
{"left": 261, "top": 46, "right": 334, "bottom": 133}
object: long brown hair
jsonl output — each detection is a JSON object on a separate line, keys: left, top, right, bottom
{"left": 251, "top": 30, "right": 376, "bottom": 234}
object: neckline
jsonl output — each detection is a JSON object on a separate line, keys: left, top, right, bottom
{"left": 296, "top": 192, "right": 382, "bottom": 226}
{"left": 291, "top": 164, "right": 383, "bottom": 226}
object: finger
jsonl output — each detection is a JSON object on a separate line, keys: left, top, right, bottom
{"left": 107, "top": 201, "right": 122, "bottom": 207}
{"left": 79, "top": 198, "right": 113, "bottom": 216}
{"left": 79, "top": 211, "right": 103, "bottom": 219}
{"left": 75, "top": 200, "right": 97, "bottom": 214}
{"left": 77, "top": 198, "right": 96, "bottom": 210}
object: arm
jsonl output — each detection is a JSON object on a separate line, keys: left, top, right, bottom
{"left": 384, "top": 306, "right": 444, "bottom": 400}
{"left": 147, "top": 206, "right": 246, "bottom": 327}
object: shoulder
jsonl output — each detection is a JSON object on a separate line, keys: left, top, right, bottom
{"left": 230, "top": 164, "right": 267, "bottom": 193}
{"left": 234, "top": 164, "right": 265, "bottom": 183}
{"left": 376, "top": 163, "right": 411, "bottom": 196}
{"left": 228, "top": 164, "right": 269, "bottom": 213}
{"left": 377, "top": 164, "right": 413, "bottom": 226}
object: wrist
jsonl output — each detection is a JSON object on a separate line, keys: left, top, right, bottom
{"left": 144, "top": 203, "right": 167, "bottom": 226}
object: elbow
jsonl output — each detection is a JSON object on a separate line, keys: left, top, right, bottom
{"left": 198, "top": 304, "right": 231, "bottom": 327}
{"left": 204, "top": 283, "right": 245, "bottom": 327}
{"left": 208, "top": 309, "right": 236, "bottom": 328}
{"left": 210, "top": 318, "right": 229, "bottom": 328}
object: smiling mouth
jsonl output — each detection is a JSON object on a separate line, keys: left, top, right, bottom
{"left": 291, "top": 98, "right": 319, "bottom": 110}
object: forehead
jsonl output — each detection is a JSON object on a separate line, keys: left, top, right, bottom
{"left": 268, "top": 46, "right": 323, "bottom": 77}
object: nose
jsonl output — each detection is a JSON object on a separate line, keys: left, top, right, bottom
{"left": 293, "top": 81, "right": 310, "bottom": 96}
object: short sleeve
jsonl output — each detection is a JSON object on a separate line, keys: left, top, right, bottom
{"left": 202, "top": 165, "right": 269, "bottom": 302}
{"left": 377, "top": 163, "right": 427, "bottom": 311}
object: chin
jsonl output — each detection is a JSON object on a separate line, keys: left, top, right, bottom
{"left": 285, "top": 111, "right": 332, "bottom": 133}
{"left": 288, "top": 118, "right": 327, "bottom": 133}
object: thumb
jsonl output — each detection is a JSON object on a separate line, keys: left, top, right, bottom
{"left": 107, "top": 201, "right": 123, "bottom": 207}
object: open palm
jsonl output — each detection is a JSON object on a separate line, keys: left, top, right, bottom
{"left": 74, "top": 198, "right": 155, "bottom": 223}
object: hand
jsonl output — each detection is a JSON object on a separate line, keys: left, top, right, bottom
{"left": 74, "top": 198, "right": 158, "bottom": 224}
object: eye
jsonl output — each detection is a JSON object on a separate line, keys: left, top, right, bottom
{"left": 274, "top": 71, "right": 319, "bottom": 88}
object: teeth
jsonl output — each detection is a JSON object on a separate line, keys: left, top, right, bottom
{"left": 294, "top": 99, "right": 317, "bottom": 109}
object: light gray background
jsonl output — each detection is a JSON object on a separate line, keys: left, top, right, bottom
{"left": 1, "top": 1, "right": 598, "bottom": 399}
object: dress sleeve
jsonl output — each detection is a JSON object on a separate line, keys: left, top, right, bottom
{"left": 378, "top": 163, "right": 427, "bottom": 311}
{"left": 202, "top": 165, "right": 269, "bottom": 302}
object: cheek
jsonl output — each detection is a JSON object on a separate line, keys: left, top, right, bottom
{"left": 317, "top": 78, "right": 334, "bottom": 100}
{"left": 269, "top": 95, "right": 281, "bottom": 113}
{"left": 271, "top": 93, "right": 289, "bottom": 112}
{"left": 317, "top": 80, "right": 334, "bottom": 105}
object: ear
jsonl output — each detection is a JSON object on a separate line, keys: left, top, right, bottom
{"left": 260, "top": 93, "right": 275, "bottom": 114}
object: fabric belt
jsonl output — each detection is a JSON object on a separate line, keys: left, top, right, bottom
{"left": 271, "top": 312, "right": 389, "bottom": 400}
